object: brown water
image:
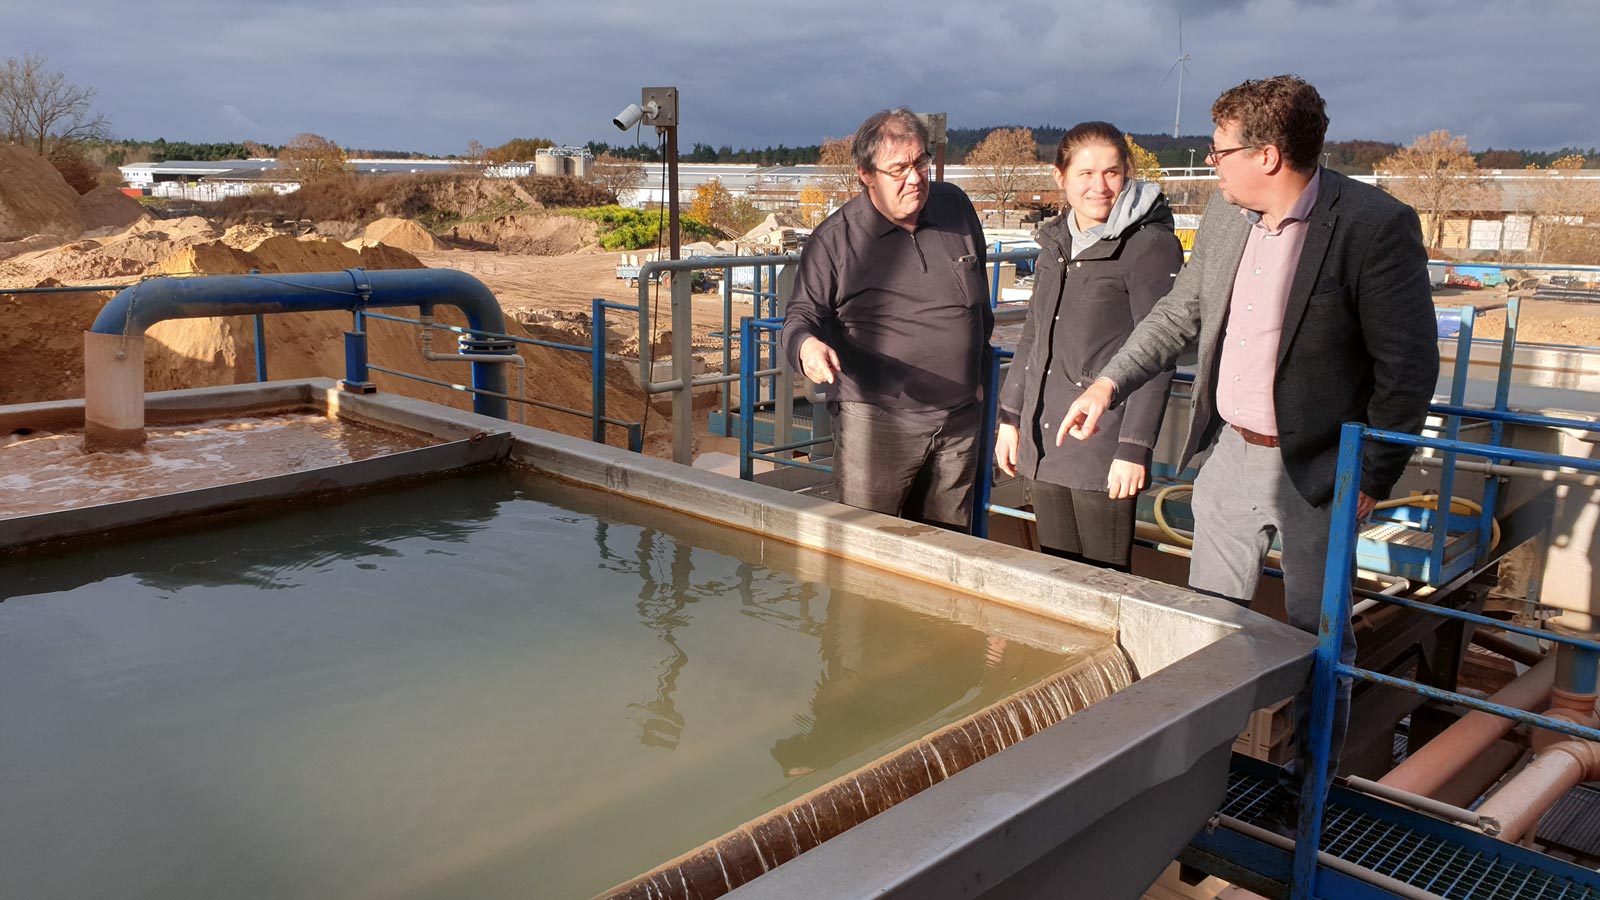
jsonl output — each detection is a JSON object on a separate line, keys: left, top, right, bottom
{"left": 0, "top": 469, "right": 1122, "bottom": 900}
{"left": 0, "top": 412, "right": 436, "bottom": 517}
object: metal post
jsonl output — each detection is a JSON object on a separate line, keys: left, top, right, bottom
{"left": 970, "top": 347, "right": 1006, "bottom": 538}
{"left": 1477, "top": 296, "right": 1520, "bottom": 564}
{"left": 1292, "top": 421, "right": 1366, "bottom": 900}
{"left": 670, "top": 267, "right": 694, "bottom": 465}
{"left": 591, "top": 296, "right": 607, "bottom": 444}
{"left": 665, "top": 123, "right": 680, "bottom": 264}
{"left": 340, "top": 330, "right": 374, "bottom": 393}
{"left": 720, "top": 268, "right": 734, "bottom": 437}
{"left": 990, "top": 240, "right": 1003, "bottom": 308}
{"left": 739, "top": 316, "right": 756, "bottom": 481}
{"left": 254, "top": 313, "right": 268, "bottom": 382}
{"left": 773, "top": 264, "right": 798, "bottom": 459}
{"left": 1432, "top": 306, "right": 1474, "bottom": 583}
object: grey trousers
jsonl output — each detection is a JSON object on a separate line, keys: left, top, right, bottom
{"left": 831, "top": 401, "right": 979, "bottom": 531}
{"left": 1189, "top": 426, "right": 1355, "bottom": 787}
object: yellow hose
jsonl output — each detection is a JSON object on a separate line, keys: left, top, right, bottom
{"left": 1150, "top": 487, "right": 1501, "bottom": 551}
{"left": 1376, "top": 491, "right": 1501, "bottom": 550}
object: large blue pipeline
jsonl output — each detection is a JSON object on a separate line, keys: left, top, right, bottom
{"left": 89, "top": 268, "right": 510, "bottom": 419}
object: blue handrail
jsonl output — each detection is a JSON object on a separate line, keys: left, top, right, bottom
{"left": 1294, "top": 415, "right": 1600, "bottom": 899}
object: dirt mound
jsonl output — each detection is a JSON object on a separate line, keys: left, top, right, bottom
{"left": 0, "top": 216, "right": 222, "bottom": 287}
{"left": 158, "top": 234, "right": 424, "bottom": 276}
{"left": 78, "top": 186, "right": 149, "bottom": 232}
{"left": 0, "top": 284, "right": 657, "bottom": 451}
{"left": 447, "top": 213, "right": 598, "bottom": 254}
{"left": 0, "top": 144, "right": 83, "bottom": 242}
{"left": 351, "top": 217, "right": 443, "bottom": 252}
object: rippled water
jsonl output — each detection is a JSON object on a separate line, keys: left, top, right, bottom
{"left": 0, "top": 412, "right": 436, "bottom": 518}
{"left": 1, "top": 469, "right": 1113, "bottom": 900}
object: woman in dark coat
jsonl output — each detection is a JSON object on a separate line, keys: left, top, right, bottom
{"left": 995, "top": 121, "right": 1184, "bottom": 571}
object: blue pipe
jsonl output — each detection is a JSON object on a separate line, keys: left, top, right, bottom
{"left": 90, "top": 268, "right": 510, "bottom": 419}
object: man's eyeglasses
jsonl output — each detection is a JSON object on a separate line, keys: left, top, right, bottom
{"left": 875, "top": 154, "right": 933, "bottom": 181}
{"left": 1206, "top": 145, "right": 1253, "bottom": 164}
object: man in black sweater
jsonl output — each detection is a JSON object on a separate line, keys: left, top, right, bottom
{"left": 782, "top": 107, "right": 994, "bottom": 530}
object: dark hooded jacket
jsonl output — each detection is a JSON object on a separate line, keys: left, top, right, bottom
{"left": 998, "top": 185, "right": 1184, "bottom": 490}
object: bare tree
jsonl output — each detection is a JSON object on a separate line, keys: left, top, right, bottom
{"left": 0, "top": 53, "right": 109, "bottom": 156}
{"left": 1377, "top": 130, "right": 1484, "bottom": 252}
{"left": 1522, "top": 155, "right": 1600, "bottom": 264}
{"left": 587, "top": 152, "right": 645, "bottom": 205}
{"left": 965, "top": 127, "right": 1042, "bottom": 226}
{"left": 277, "top": 132, "right": 348, "bottom": 184}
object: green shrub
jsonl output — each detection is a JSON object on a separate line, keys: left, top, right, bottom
{"left": 568, "top": 206, "right": 716, "bottom": 250}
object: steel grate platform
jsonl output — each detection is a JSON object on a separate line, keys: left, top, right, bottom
{"left": 1221, "top": 768, "right": 1600, "bottom": 900}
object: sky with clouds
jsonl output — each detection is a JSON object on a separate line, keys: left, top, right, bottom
{"left": 4, "top": 0, "right": 1595, "bottom": 156}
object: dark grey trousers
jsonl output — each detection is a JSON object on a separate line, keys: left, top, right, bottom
{"left": 1025, "top": 479, "right": 1136, "bottom": 572}
{"left": 1189, "top": 426, "right": 1355, "bottom": 788}
{"left": 831, "top": 401, "right": 980, "bottom": 531}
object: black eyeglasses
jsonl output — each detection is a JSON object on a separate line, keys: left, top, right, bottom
{"left": 875, "top": 154, "right": 933, "bottom": 181}
{"left": 1206, "top": 145, "right": 1253, "bottom": 164}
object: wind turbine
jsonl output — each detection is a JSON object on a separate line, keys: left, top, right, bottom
{"left": 1162, "top": 16, "right": 1191, "bottom": 139}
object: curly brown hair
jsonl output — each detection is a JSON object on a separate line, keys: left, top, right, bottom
{"left": 1211, "top": 75, "right": 1328, "bottom": 172}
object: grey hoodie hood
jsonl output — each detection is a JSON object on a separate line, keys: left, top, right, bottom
{"left": 1063, "top": 179, "right": 1166, "bottom": 259}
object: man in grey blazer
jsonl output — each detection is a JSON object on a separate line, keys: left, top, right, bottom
{"left": 1060, "top": 75, "right": 1438, "bottom": 810}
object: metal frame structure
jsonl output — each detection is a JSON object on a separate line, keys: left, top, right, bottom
{"left": 1293, "top": 413, "right": 1600, "bottom": 899}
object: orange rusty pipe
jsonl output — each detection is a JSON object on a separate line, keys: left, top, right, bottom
{"left": 1477, "top": 741, "right": 1600, "bottom": 843}
{"left": 1380, "top": 656, "right": 1557, "bottom": 797}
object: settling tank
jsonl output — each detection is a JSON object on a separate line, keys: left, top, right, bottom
{"left": 0, "top": 380, "right": 1314, "bottom": 900}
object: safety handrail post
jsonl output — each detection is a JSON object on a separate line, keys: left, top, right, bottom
{"left": 971, "top": 346, "right": 1012, "bottom": 538}
{"left": 1293, "top": 421, "right": 1367, "bottom": 900}
{"left": 739, "top": 316, "right": 756, "bottom": 481}
{"left": 720, "top": 267, "right": 735, "bottom": 437}
{"left": 591, "top": 296, "right": 607, "bottom": 444}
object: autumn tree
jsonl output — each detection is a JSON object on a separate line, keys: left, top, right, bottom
{"left": 798, "top": 185, "right": 829, "bottom": 227}
{"left": 277, "top": 132, "right": 348, "bottom": 184}
{"left": 1522, "top": 154, "right": 1600, "bottom": 263}
{"left": 965, "top": 127, "right": 1042, "bottom": 226}
{"left": 488, "top": 137, "right": 555, "bottom": 163}
{"left": 1377, "top": 130, "right": 1484, "bottom": 252}
{"left": 817, "top": 137, "right": 859, "bottom": 198}
{"left": 0, "top": 54, "right": 108, "bottom": 157}
{"left": 587, "top": 152, "right": 645, "bottom": 204}
{"left": 1125, "top": 135, "right": 1163, "bottom": 184}
{"left": 687, "top": 180, "right": 762, "bottom": 236}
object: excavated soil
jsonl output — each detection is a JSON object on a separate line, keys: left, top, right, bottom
{"left": 77, "top": 186, "right": 150, "bottom": 232}
{"left": 350, "top": 217, "right": 445, "bottom": 253}
{"left": 446, "top": 213, "right": 598, "bottom": 255}
{"left": 0, "top": 145, "right": 83, "bottom": 242}
{"left": 0, "top": 225, "right": 665, "bottom": 451}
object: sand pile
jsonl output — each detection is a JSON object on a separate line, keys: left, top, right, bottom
{"left": 0, "top": 144, "right": 83, "bottom": 242}
{"left": 0, "top": 227, "right": 658, "bottom": 448}
{"left": 78, "top": 186, "right": 150, "bottom": 232}
{"left": 0, "top": 216, "right": 220, "bottom": 287}
{"left": 349, "top": 217, "right": 443, "bottom": 253}
{"left": 448, "top": 213, "right": 598, "bottom": 254}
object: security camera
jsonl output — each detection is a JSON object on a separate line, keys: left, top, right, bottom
{"left": 613, "top": 103, "right": 645, "bottom": 131}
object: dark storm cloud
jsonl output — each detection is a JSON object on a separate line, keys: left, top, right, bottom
{"left": 2, "top": 0, "right": 1594, "bottom": 154}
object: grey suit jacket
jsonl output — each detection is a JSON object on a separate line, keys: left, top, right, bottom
{"left": 1098, "top": 168, "right": 1439, "bottom": 507}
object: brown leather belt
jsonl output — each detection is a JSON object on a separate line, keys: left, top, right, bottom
{"left": 1231, "top": 424, "right": 1280, "bottom": 448}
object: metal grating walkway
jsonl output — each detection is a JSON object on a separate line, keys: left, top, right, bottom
{"left": 1221, "top": 768, "right": 1600, "bottom": 900}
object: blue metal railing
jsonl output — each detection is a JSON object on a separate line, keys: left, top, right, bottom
{"left": 1292, "top": 412, "right": 1600, "bottom": 899}
{"left": 988, "top": 241, "right": 1040, "bottom": 308}
{"left": 361, "top": 296, "right": 644, "bottom": 452}
{"left": 737, "top": 316, "right": 832, "bottom": 481}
